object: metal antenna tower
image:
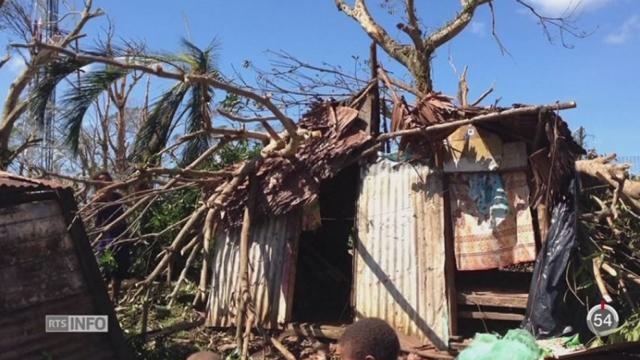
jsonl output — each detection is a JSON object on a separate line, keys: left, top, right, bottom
{"left": 35, "top": 0, "right": 59, "bottom": 171}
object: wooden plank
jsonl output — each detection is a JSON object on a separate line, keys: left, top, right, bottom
{"left": 282, "top": 323, "right": 345, "bottom": 340}
{"left": 458, "top": 311, "right": 525, "bottom": 321}
{"left": 555, "top": 341, "right": 640, "bottom": 359}
{"left": 457, "top": 290, "right": 528, "bottom": 308}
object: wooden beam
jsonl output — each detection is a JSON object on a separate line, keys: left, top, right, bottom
{"left": 377, "top": 101, "right": 577, "bottom": 142}
{"left": 458, "top": 311, "right": 525, "bottom": 321}
{"left": 368, "top": 42, "right": 381, "bottom": 136}
{"left": 281, "top": 323, "right": 345, "bottom": 340}
{"left": 457, "top": 290, "right": 528, "bottom": 309}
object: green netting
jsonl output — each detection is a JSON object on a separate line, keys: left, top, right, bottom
{"left": 457, "top": 329, "right": 542, "bottom": 360}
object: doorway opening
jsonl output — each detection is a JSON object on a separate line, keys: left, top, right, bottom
{"left": 291, "top": 164, "right": 360, "bottom": 323}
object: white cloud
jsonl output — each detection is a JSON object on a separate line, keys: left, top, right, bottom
{"left": 470, "top": 21, "right": 486, "bottom": 36}
{"left": 605, "top": 15, "right": 640, "bottom": 44}
{"left": 527, "top": 0, "right": 611, "bottom": 16}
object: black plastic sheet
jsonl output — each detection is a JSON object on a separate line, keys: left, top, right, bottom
{"left": 521, "top": 180, "right": 579, "bottom": 338}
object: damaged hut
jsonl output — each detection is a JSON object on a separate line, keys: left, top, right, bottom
{"left": 204, "top": 91, "right": 584, "bottom": 352}
{"left": 0, "top": 172, "right": 131, "bottom": 360}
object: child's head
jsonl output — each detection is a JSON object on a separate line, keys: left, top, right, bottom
{"left": 92, "top": 171, "right": 113, "bottom": 190}
{"left": 338, "top": 318, "right": 400, "bottom": 360}
{"left": 185, "top": 351, "right": 221, "bottom": 360}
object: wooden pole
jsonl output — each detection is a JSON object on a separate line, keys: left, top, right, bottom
{"left": 194, "top": 209, "right": 217, "bottom": 307}
{"left": 368, "top": 41, "right": 381, "bottom": 136}
{"left": 236, "top": 174, "right": 256, "bottom": 359}
{"left": 376, "top": 101, "right": 578, "bottom": 142}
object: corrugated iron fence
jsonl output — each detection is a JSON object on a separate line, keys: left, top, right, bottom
{"left": 355, "top": 159, "right": 449, "bottom": 349}
{"left": 206, "top": 213, "right": 301, "bottom": 328}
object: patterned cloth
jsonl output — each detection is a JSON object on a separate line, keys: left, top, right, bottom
{"left": 449, "top": 171, "right": 536, "bottom": 271}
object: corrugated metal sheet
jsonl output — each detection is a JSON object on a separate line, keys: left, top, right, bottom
{"left": 0, "top": 198, "right": 125, "bottom": 359}
{"left": 355, "top": 159, "right": 449, "bottom": 349}
{"left": 206, "top": 212, "right": 301, "bottom": 328}
{"left": 0, "top": 171, "right": 68, "bottom": 191}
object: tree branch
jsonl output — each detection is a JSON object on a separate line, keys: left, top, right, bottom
{"left": 515, "top": 0, "right": 591, "bottom": 48}
{"left": 335, "top": 0, "right": 412, "bottom": 65}
{"left": 216, "top": 108, "right": 282, "bottom": 141}
{"left": 397, "top": 0, "right": 424, "bottom": 51}
{"left": 0, "top": 54, "right": 10, "bottom": 69}
{"left": 16, "top": 41, "right": 302, "bottom": 149}
{"left": 425, "top": 0, "right": 490, "bottom": 50}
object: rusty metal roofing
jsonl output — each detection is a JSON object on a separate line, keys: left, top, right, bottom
{"left": 220, "top": 101, "right": 373, "bottom": 227}
{"left": 355, "top": 159, "right": 450, "bottom": 349}
{"left": 0, "top": 171, "right": 68, "bottom": 191}
{"left": 206, "top": 212, "right": 301, "bottom": 328}
{"left": 220, "top": 91, "right": 583, "bottom": 228}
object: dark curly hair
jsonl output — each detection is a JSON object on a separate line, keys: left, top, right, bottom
{"left": 92, "top": 171, "right": 113, "bottom": 181}
{"left": 338, "top": 318, "right": 400, "bottom": 360}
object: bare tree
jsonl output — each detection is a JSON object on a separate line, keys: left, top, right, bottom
{"left": 334, "top": 0, "right": 588, "bottom": 93}
{"left": 108, "top": 73, "right": 144, "bottom": 173}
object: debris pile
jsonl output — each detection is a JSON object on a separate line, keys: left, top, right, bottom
{"left": 574, "top": 155, "right": 640, "bottom": 340}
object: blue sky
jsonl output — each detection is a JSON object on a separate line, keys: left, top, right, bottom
{"left": 1, "top": 0, "right": 639, "bottom": 161}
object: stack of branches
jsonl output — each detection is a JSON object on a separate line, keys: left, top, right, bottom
{"left": 574, "top": 154, "right": 640, "bottom": 340}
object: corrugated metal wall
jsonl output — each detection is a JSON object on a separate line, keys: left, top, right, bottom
{"left": 0, "top": 198, "right": 121, "bottom": 360}
{"left": 206, "top": 213, "right": 301, "bottom": 328}
{"left": 355, "top": 159, "right": 449, "bottom": 349}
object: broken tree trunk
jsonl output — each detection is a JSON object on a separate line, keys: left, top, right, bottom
{"left": 576, "top": 155, "right": 640, "bottom": 213}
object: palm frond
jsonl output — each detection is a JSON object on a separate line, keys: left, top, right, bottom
{"left": 130, "top": 82, "right": 190, "bottom": 164}
{"left": 177, "top": 39, "right": 221, "bottom": 164}
{"left": 129, "top": 39, "right": 219, "bottom": 165}
{"left": 27, "top": 58, "right": 90, "bottom": 127}
{"left": 60, "top": 66, "right": 129, "bottom": 153}
{"left": 181, "top": 84, "right": 212, "bottom": 165}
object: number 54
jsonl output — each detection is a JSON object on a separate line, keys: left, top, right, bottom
{"left": 593, "top": 313, "right": 612, "bottom": 327}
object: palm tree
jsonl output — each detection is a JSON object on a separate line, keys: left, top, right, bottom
{"left": 28, "top": 39, "right": 219, "bottom": 169}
